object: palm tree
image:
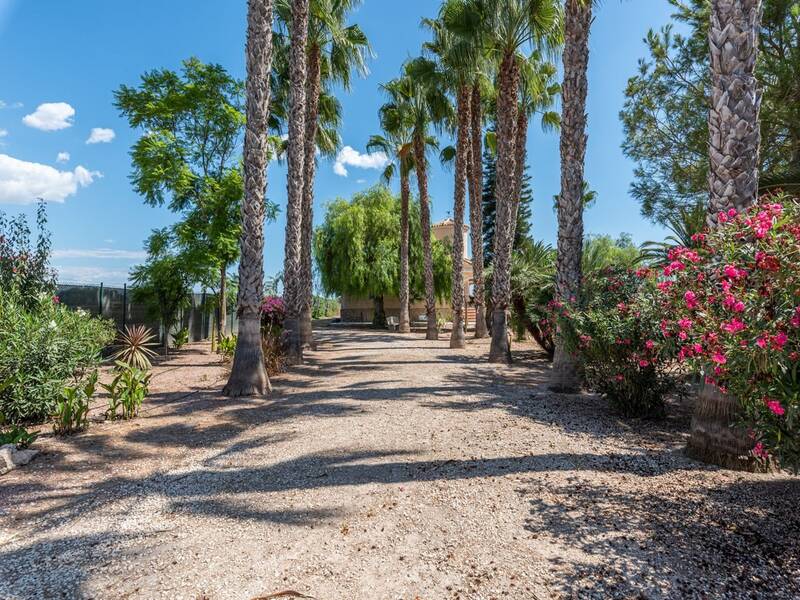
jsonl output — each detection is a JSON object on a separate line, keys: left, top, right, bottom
{"left": 475, "top": 0, "right": 562, "bottom": 363}
{"left": 687, "top": 0, "right": 765, "bottom": 470}
{"left": 707, "top": 0, "right": 763, "bottom": 223}
{"left": 550, "top": 0, "right": 591, "bottom": 390}
{"left": 383, "top": 67, "right": 451, "bottom": 341}
{"left": 223, "top": 0, "right": 275, "bottom": 397}
{"left": 423, "top": 5, "right": 479, "bottom": 349}
{"left": 368, "top": 103, "right": 416, "bottom": 334}
{"left": 281, "top": 0, "right": 310, "bottom": 365}
{"left": 640, "top": 202, "right": 706, "bottom": 266}
{"left": 275, "top": 0, "right": 371, "bottom": 349}
{"left": 510, "top": 52, "right": 560, "bottom": 242}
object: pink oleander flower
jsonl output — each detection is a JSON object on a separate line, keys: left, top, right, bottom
{"left": 684, "top": 291, "right": 698, "bottom": 310}
{"left": 753, "top": 442, "right": 769, "bottom": 460}
{"left": 638, "top": 359, "right": 650, "bottom": 368}
{"left": 723, "top": 264, "right": 747, "bottom": 280}
{"left": 711, "top": 351, "right": 727, "bottom": 365}
{"left": 721, "top": 318, "right": 745, "bottom": 334}
{"left": 678, "top": 318, "right": 692, "bottom": 330}
{"left": 727, "top": 208, "right": 738, "bottom": 218}
{"left": 692, "top": 343, "right": 704, "bottom": 355}
{"left": 765, "top": 399, "right": 786, "bottom": 417}
{"left": 52, "top": 295, "right": 60, "bottom": 304}
{"left": 645, "top": 340, "right": 655, "bottom": 350}
{"left": 657, "top": 281, "right": 673, "bottom": 293}
{"left": 756, "top": 337, "right": 767, "bottom": 349}
{"left": 772, "top": 331, "right": 789, "bottom": 349}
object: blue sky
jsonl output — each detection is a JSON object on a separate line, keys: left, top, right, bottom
{"left": 0, "top": 0, "right": 677, "bottom": 286}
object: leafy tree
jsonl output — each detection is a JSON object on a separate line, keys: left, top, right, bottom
{"left": 130, "top": 230, "right": 193, "bottom": 356}
{"left": 115, "top": 58, "right": 246, "bottom": 339}
{"left": 0, "top": 201, "right": 55, "bottom": 308}
{"left": 621, "top": 0, "right": 800, "bottom": 223}
{"left": 314, "top": 186, "right": 452, "bottom": 326}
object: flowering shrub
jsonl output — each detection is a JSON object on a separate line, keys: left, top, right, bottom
{"left": 660, "top": 194, "right": 800, "bottom": 470}
{"left": 0, "top": 288, "right": 115, "bottom": 423}
{"left": 260, "top": 295, "right": 286, "bottom": 375}
{"left": 553, "top": 267, "right": 679, "bottom": 418}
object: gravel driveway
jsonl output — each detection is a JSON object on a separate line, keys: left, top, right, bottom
{"left": 1, "top": 327, "right": 798, "bottom": 599}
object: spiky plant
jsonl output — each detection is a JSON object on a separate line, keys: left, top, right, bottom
{"left": 111, "top": 325, "right": 158, "bottom": 370}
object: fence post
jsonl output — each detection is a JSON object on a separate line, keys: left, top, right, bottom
{"left": 122, "top": 283, "right": 127, "bottom": 331}
{"left": 98, "top": 282, "right": 104, "bottom": 317}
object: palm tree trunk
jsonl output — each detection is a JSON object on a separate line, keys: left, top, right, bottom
{"left": 413, "top": 131, "right": 438, "bottom": 341}
{"left": 468, "top": 83, "right": 488, "bottom": 339}
{"left": 689, "top": 0, "right": 765, "bottom": 470}
{"left": 488, "top": 51, "right": 520, "bottom": 364}
{"left": 509, "top": 109, "right": 529, "bottom": 246}
{"left": 281, "top": 0, "right": 310, "bottom": 366}
{"left": 223, "top": 0, "right": 274, "bottom": 397}
{"left": 299, "top": 44, "right": 321, "bottom": 351}
{"left": 219, "top": 263, "right": 227, "bottom": 337}
{"left": 707, "top": 0, "right": 763, "bottom": 224}
{"left": 399, "top": 169, "right": 411, "bottom": 334}
{"left": 551, "top": 0, "right": 591, "bottom": 392}
{"left": 450, "top": 85, "right": 470, "bottom": 349}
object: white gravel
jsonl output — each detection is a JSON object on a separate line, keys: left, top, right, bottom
{"left": 1, "top": 329, "right": 798, "bottom": 600}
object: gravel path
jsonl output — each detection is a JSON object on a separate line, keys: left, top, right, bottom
{"left": 1, "top": 327, "right": 798, "bottom": 600}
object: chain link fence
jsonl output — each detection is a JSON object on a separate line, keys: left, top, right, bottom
{"left": 56, "top": 283, "right": 238, "bottom": 347}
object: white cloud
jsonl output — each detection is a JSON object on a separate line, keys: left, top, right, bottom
{"left": 0, "top": 101, "right": 23, "bottom": 110}
{"left": 0, "top": 129, "right": 7, "bottom": 138}
{"left": 56, "top": 151, "right": 70, "bottom": 163}
{"left": 356, "top": 178, "right": 367, "bottom": 184}
{"left": 333, "top": 145, "right": 389, "bottom": 177}
{"left": 53, "top": 265, "right": 130, "bottom": 285}
{"left": 52, "top": 248, "right": 146, "bottom": 260}
{"left": 22, "top": 102, "right": 75, "bottom": 131}
{"left": 0, "top": 153, "right": 101, "bottom": 204}
{"left": 86, "top": 127, "right": 115, "bottom": 144}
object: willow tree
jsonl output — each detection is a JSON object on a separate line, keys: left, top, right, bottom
{"left": 313, "top": 186, "right": 451, "bottom": 324}
{"left": 223, "top": 0, "right": 275, "bottom": 397}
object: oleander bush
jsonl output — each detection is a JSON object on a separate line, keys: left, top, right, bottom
{"left": 660, "top": 194, "right": 800, "bottom": 471}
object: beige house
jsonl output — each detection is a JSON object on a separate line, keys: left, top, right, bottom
{"left": 340, "top": 219, "right": 475, "bottom": 325}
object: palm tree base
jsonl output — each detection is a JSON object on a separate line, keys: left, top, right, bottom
{"left": 449, "top": 318, "right": 466, "bottom": 349}
{"left": 473, "top": 305, "right": 488, "bottom": 339}
{"left": 223, "top": 316, "right": 271, "bottom": 397}
{"left": 488, "top": 309, "right": 511, "bottom": 364}
{"left": 549, "top": 342, "right": 581, "bottom": 393}
{"left": 299, "top": 306, "right": 316, "bottom": 350}
{"left": 399, "top": 323, "right": 411, "bottom": 334}
{"left": 686, "top": 382, "right": 771, "bottom": 472}
{"left": 426, "top": 313, "right": 438, "bottom": 341}
{"left": 282, "top": 316, "right": 304, "bottom": 365}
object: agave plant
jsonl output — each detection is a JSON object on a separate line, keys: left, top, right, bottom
{"left": 111, "top": 325, "right": 158, "bottom": 370}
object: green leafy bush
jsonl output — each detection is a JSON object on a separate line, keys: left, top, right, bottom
{"left": 660, "top": 194, "right": 800, "bottom": 470}
{"left": 0, "top": 424, "right": 38, "bottom": 449}
{"left": 218, "top": 334, "right": 237, "bottom": 361}
{"left": 102, "top": 361, "right": 151, "bottom": 420}
{"left": 172, "top": 327, "right": 189, "bottom": 350}
{"left": 0, "top": 289, "right": 115, "bottom": 423}
{"left": 552, "top": 267, "right": 678, "bottom": 418}
{"left": 53, "top": 371, "right": 97, "bottom": 435}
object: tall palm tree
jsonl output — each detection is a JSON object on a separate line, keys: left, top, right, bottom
{"left": 368, "top": 103, "right": 416, "bottom": 334}
{"left": 550, "top": 0, "right": 591, "bottom": 390}
{"left": 510, "top": 51, "right": 560, "bottom": 243}
{"left": 423, "top": 6, "right": 478, "bottom": 349}
{"left": 223, "top": 0, "right": 275, "bottom": 397}
{"left": 281, "top": 0, "right": 310, "bottom": 365}
{"left": 707, "top": 0, "right": 763, "bottom": 223}
{"left": 687, "top": 0, "right": 764, "bottom": 470}
{"left": 383, "top": 67, "right": 451, "bottom": 341}
{"left": 275, "top": 0, "right": 370, "bottom": 349}
{"left": 476, "top": 0, "right": 562, "bottom": 363}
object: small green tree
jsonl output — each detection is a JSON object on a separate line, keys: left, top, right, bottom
{"left": 115, "top": 58, "right": 245, "bottom": 338}
{"left": 130, "top": 230, "right": 193, "bottom": 356}
{"left": 313, "top": 185, "right": 451, "bottom": 326}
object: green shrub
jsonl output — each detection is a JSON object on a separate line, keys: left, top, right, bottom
{"left": 53, "top": 371, "right": 97, "bottom": 435}
{"left": 0, "top": 289, "right": 115, "bottom": 423}
{"left": 660, "top": 195, "right": 800, "bottom": 470}
{"left": 102, "top": 361, "right": 150, "bottom": 420}
{"left": 552, "top": 267, "right": 678, "bottom": 418}
{"left": 172, "top": 327, "right": 189, "bottom": 350}
{"left": 0, "top": 424, "right": 38, "bottom": 449}
{"left": 218, "top": 334, "right": 236, "bottom": 361}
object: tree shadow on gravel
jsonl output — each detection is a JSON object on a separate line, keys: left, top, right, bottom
{"left": 521, "top": 476, "right": 800, "bottom": 598}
